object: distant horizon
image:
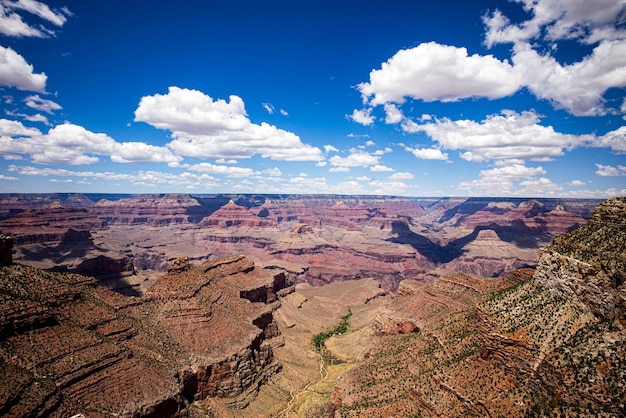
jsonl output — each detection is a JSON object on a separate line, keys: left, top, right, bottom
{"left": 0, "top": 191, "right": 609, "bottom": 201}
{"left": 1, "top": 1, "right": 625, "bottom": 198}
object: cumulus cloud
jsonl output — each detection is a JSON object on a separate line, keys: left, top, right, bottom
{"left": 134, "top": 87, "right": 323, "bottom": 161}
{"left": 348, "top": 107, "right": 375, "bottom": 125}
{"left": 0, "top": 0, "right": 71, "bottom": 37}
{"left": 357, "top": 1, "right": 626, "bottom": 119}
{"left": 512, "top": 40, "right": 626, "bottom": 116}
{"left": 483, "top": 0, "right": 626, "bottom": 47}
{"left": 358, "top": 42, "right": 522, "bottom": 106}
{"left": 481, "top": 0, "right": 626, "bottom": 116}
{"left": 370, "top": 164, "right": 394, "bottom": 172}
{"left": 389, "top": 171, "right": 414, "bottom": 180}
{"left": 0, "top": 119, "right": 180, "bottom": 165}
{"left": 592, "top": 126, "right": 626, "bottom": 153}
{"left": 595, "top": 163, "right": 626, "bottom": 176}
{"left": 383, "top": 103, "right": 403, "bottom": 124}
{"left": 458, "top": 164, "right": 549, "bottom": 195}
{"left": 406, "top": 110, "right": 586, "bottom": 163}
{"left": 0, "top": 46, "right": 47, "bottom": 92}
{"left": 405, "top": 146, "right": 449, "bottom": 161}
{"left": 329, "top": 149, "right": 380, "bottom": 168}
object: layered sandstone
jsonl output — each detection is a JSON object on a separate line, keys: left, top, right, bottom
{"left": 0, "top": 194, "right": 601, "bottom": 292}
{"left": 0, "top": 255, "right": 287, "bottom": 417}
{"left": 92, "top": 194, "right": 208, "bottom": 225}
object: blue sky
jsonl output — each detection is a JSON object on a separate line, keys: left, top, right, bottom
{"left": 0, "top": 0, "right": 625, "bottom": 197}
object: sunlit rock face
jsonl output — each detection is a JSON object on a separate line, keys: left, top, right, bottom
{"left": 0, "top": 255, "right": 288, "bottom": 417}
{"left": 0, "top": 194, "right": 601, "bottom": 292}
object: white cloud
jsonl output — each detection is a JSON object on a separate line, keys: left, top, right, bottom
{"left": 0, "top": 0, "right": 70, "bottom": 37}
{"left": 358, "top": 42, "right": 522, "bottom": 106}
{"left": 324, "top": 144, "right": 339, "bottom": 153}
{"left": 0, "top": 117, "right": 41, "bottom": 136}
{"left": 135, "top": 87, "right": 323, "bottom": 161}
{"left": 262, "top": 102, "right": 274, "bottom": 114}
{"left": 8, "top": 164, "right": 221, "bottom": 189}
{"left": 24, "top": 94, "right": 61, "bottom": 114}
{"left": 365, "top": 140, "right": 375, "bottom": 147}
{"left": 183, "top": 162, "right": 255, "bottom": 178}
{"left": 0, "top": 45, "right": 47, "bottom": 92}
{"left": 22, "top": 113, "right": 50, "bottom": 125}
{"left": 0, "top": 174, "right": 18, "bottom": 180}
{"left": 512, "top": 40, "right": 626, "bottom": 116}
{"left": 348, "top": 107, "right": 375, "bottom": 125}
{"left": 569, "top": 180, "right": 585, "bottom": 186}
{"left": 111, "top": 142, "right": 181, "bottom": 164}
{"left": 389, "top": 171, "right": 414, "bottom": 180}
{"left": 483, "top": 0, "right": 626, "bottom": 47}
{"left": 329, "top": 166, "right": 350, "bottom": 173}
{"left": 329, "top": 150, "right": 380, "bottom": 168}
{"left": 405, "top": 146, "right": 449, "bottom": 161}
{"left": 408, "top": 110, "right": 586, "bottom": 163}
{"left": 279, "top": 108, "right": 288, "bottom": 116}
{"left": 592, "top": 126, "right": 626, "bottom": 153}
{"left": 370, "top": 164, "right": 394, "bottom": 172}
{"left": 595, "top": 163, "right": 626, "bottom": 176}
{"left": 383, "top": 103, "right": 403, "bottom": 124}
{"left": 480, "top": 0, "right": 626, "bottom": 116}
{"left": 0, "top": 119, "right": 180, "bottom": 165}
{"left": 368, "top": 179, "right": 412, "bottom": 195}
{"left": 457, "top": 164, "right": 549, "bottom": 195}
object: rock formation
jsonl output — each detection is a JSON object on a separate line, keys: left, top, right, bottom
{"left": 0, "top": 194, "right": 602, "bottom": 292}
{"left": 0, "top": 255, "right": 288, "bottom": 417}
{"left": 331, "top": 197, "right": 626, "bottom": 417}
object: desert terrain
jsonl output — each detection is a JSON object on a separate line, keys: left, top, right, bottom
{"left": 1, "top": 194, "right": 624, "bottom": 417}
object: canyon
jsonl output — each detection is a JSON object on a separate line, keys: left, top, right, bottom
{"left": 0, "top": 193, "right": 599, "bottom": 293}
{"left": 1, "top": 193, "right": 623, "bottom": 417}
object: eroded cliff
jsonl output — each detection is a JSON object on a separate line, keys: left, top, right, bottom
{"left": 331, "top": 197, "right": 626, "bottom": 417}
{"left": 0, "top": 255, "right": 288, "bottom": 417}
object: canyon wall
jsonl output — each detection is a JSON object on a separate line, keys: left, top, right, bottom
{"left": 0, "top": 255, "right": 289, "bottom": 417}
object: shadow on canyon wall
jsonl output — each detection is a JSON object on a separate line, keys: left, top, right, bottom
{"left": 388, "top": 220, "right": 555, "bottom": 265}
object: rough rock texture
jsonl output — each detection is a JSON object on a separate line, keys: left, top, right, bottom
{"left": 0, "top": 194, "right": 601, "bottom": 292}
{"left": 332, "top": 198, "right": 626, "bottom": 417}
{"left": 0, "top": 255, "right": 287, "bottom": 417}
{"left": 91, "top": 193, "right": 208, "bottom": 225}
{"left": 536, "top": 196, "right": 626, "bottom": 323}
{"left": 0, "top": 203, "right": 104, "bottom": 246}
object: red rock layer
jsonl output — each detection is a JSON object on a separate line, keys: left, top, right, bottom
{"left": 0, "top": 255, "right": 287, "bottom": 417}
{"left": 91, "top": 194, "right": 204, "bottom": 225}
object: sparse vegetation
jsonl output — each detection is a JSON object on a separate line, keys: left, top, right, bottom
{"left": 312, "top": 308, "right": 353, "bottom": 352}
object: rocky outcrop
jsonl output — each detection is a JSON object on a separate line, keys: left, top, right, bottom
{"left": 199, "top": 200, "right": 275, "bottom": 228}
{"left": 91, "top": 194, "right": 207, "bottom": 225}
{"left": 0, "top": 204, "right": 104, "bottom": 246}
{"left": 536, "top": 196, "right": 626, "bottom": 323}
{"left": 476, "top": 197, "right": 626, "bottom": 415}
{"left": 0, "top": 255, "right": 288, "bottom": 416}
